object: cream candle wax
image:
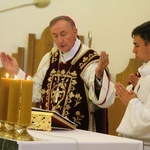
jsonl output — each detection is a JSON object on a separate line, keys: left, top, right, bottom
{"left": 0, "top": 77, "right": 10, "bottom": 121}
{"left": 7, "top": 79, "right": 21, "bottom": 124}
{"left": 18, "top": 79, "right": 33, "bottom": 126}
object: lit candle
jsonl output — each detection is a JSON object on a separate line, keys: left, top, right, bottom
{"left": 0, "top": 74, "right": 10, "bottom": 122}
{"left": 7, "top": 78, "right": 21, "bottom": 124}
{"left": 18, "top": 79, "right": 33, "bottom": 126}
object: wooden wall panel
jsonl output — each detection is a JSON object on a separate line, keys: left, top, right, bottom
{"left": 108, "top": 58, "right": 142, "bottom": 136}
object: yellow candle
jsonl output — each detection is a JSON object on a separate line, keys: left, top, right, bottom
{"left": 18, "top": 79, "right": 33, "bottom": 126}
{"left": 7, "top": 79, "right": 21, "bottom": 124}
{"left": 0, "top": 77, "right": 10, "bottom": 121}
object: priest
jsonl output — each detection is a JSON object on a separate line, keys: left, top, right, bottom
{"left": 0, "top": 16, "right": 115, "bottom": 132}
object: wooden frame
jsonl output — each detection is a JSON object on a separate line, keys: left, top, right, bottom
{"left": 26, "top": 26, "right": 53, "bottom": 76}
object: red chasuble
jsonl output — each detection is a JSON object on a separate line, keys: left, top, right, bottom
{"left": 40, "top": 46, "right": 101, "bottom": 130}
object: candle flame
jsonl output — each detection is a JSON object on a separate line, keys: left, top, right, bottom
{"left": 14, "top": 75, "right": 17, "bottom": 79}
{"left": 6, "top": 73, "right": 9, "bottom": 78}
{"left": 26, "top": 77, "right": 30, "bottom": 80}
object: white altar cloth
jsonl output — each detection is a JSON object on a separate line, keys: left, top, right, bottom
{"left": 16, "top": 129, "right": 143, "bottom": 150}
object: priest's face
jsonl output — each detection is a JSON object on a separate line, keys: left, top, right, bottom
{"left": 50, "top": 20, "right": 77, "bottom": 53}
{"left": 132, "top": 35, "right": 150, "bottom": 63}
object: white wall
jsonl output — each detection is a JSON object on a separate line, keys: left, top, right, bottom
{"left": 0, "top": 0, "right": 149, "bottom": 82}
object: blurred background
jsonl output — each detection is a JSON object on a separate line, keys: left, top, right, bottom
{"left": 0, "top": 0, "right": 149, "bottom": 82}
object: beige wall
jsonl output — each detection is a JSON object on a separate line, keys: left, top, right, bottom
{"left": 0, "top": 0, "right": 149, "bottom": 82}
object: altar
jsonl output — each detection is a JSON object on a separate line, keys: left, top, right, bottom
{"left": 0, "top": 129, "right": 143, "bottom": 150}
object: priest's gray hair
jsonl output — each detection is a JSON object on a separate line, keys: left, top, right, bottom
{"left": 49, "top": 15, "right": 76, "bottom": 30}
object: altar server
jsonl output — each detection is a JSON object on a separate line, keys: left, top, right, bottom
{"left": 115, "top": 21, "right": 150, "bottom": 150}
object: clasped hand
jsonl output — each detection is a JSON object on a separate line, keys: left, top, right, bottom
{"left": 115, "top": 82, "right": 137, "bottom": 106}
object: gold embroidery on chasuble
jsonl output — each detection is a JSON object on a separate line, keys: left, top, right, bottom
{"left": 40, "top": 48, "right": 99, "bottom": 130}
{"left": 79, "top": 51, "right": 98, "bottom": 69}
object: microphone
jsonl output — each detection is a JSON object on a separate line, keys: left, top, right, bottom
{"left": 34, "top": 0, "right": 51, "bottom": 8}
{"left": 0, "top": 0, "right": 50, "bottom": 13}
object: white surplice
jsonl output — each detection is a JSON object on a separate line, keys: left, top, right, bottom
{"left": 117, "top": 61, "right": 150, "bottom": 149}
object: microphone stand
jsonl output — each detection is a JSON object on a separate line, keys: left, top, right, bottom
{"left": 0, "top": 0, "right": 50, "bottom": 13}
{"left": 0, "top": 3, "right": 36, "bottom": 13}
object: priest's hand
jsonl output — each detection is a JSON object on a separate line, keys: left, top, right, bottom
{"left": 95, "top": 51, "right": 109, "bottom": 79}
{"left": 115, "top": 82, "right": 137, "bottom": 106}
{"left": 0, "top": 52, "right": 19, "bottom": 75}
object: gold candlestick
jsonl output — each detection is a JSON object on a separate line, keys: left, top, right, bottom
{"left": 0, "top": 75, "right": 10, "bottom": 137}
{"left": 0, "top": 122, "right": 7, "bottom": 137}
{"left": 16, "top": 125, "right": 34, "bottom": 141}
{"left": 3, "top": 123, "right": 19, "bottom": 139}
{"left": 16, "top": 79, "right": 34, "bottom": 141}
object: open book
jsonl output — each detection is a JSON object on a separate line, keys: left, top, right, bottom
{"left": 31, "top": 107, "right": 77, "bottom": 130}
